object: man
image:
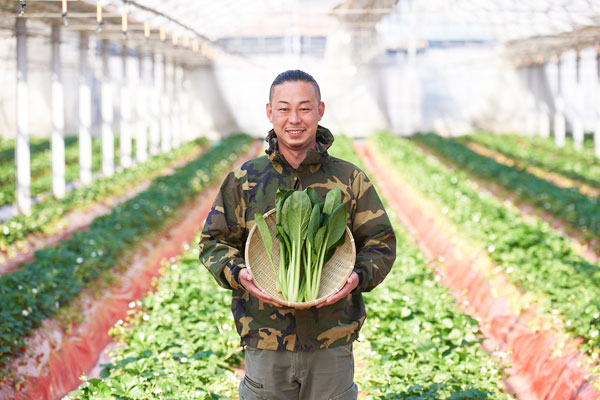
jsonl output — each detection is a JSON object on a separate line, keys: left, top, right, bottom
{"left": 199, "top": 70, "right": 396, "bottom": 400}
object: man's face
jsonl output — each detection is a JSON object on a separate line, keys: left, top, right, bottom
{"left": 266, "top": 80, "right": 325, "bottom": 155}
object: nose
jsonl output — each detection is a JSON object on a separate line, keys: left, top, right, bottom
{"left": 288, "top": 110, "right": 300, "bottom": 124}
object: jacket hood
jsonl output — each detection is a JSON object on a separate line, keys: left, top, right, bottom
{"left": 265, "top": 125, "right": 334, "bottom": 169}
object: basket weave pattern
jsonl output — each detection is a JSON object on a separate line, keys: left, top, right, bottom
{"left": 245, "top": 208, "right": 356, "bottom": 308}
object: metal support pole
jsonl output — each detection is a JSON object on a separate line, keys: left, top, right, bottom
{"left": 51, "top": 24, "right": 65, "bottom": 198}
{"left": 573, "top": 50, "right": 584, "bottom": 150}
{"left": 101, "top": 39, "right": 114, "bottom": 176}
{"left": 149, "top": 52, "right": 160, "bottom": 156}
{"left": 78, "top": 32, "right": 93, "bottom": 185}
{"left": 180, "top": 65, "right": 189, "bottom": 142}
{"left": 171, "top": 59, "right": 179, "bottom": 149}
{"left": 554, "top": 55, "right": 566, "bottom": 147}
{"left": 595, "top": 46, "right": 600, "bottom": 158}
{"left": 537, "top": 63, "right": 551, "bottom": 138}
{"left": 161, "top": 56, "right": 172, "bottom": 153}
{"left": 16, "top": 18, "right": 31, "bottom": 214}
{"left": 136, "top": 49, "right": 148, "bottom": 163}
{"left": 120, "top": 44, "right": 132, "bottom": 168}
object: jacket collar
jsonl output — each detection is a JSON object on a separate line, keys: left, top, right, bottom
{"left": 265, "top": 125, "right": 334, "bottom": 170}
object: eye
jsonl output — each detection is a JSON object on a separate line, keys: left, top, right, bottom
{"left": 278, "top": 108, "right": 289, "bottom": 112}
{"left": 300, "top": 108, "right": 311, "bottom": 112}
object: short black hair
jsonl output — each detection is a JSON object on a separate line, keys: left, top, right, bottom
{"left": 269, "top": 70, "right": 321, "bottom": 104}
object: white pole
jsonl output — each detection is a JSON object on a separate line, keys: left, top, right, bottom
{"left": 572, "top": 50, "right": 584, "bottom": 150}
{"left": 101, "top": 39, "right": 114, "bottom": 177}
{"left": 16, "top": 17, "right": 31, "bottom": 215}
{"left": 120, "top": 44, "right": 132, "bottom": 168}
{"left": 149, "top": 52, "right": 160, "bottom": 155}
{"left": 595, "top": 46, "right": 600, "bottom": 158}
{"left": 161, "top": 56, "right": 172, "bottom": 153}
{"left": 171, "top": 59, "right": 179, "bottom": 149}
{"left": 78, "top": 32, "right": 93, "bottom": 185}
{"left": 537, "top": 64, "right": 550, "bottom": 138}
{"left": 554, "top": 55, "right": 566, "bottom": 147}
{"left": 136, "top": 49, "right": 148, "bottom": 162}
{"left": 180, "top": 65, "right": 190, "bottom": 142}
{"left": 51, "top": 25, "right": 65, "bottom": 198}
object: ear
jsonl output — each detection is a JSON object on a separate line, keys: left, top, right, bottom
{"left": 318, "top": 101, "right": 325, "bottom": 121}
{"left": 266, "top": 102, "right": 273, "bottom": 122}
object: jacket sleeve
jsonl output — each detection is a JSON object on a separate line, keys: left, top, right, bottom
{"left": 349, "top": 169, "right": 396, "bottom": 293}
{"left": 198, "top": 170, "right": 247, "bottom": 290}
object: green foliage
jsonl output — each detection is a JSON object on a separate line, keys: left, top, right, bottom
{"left": 68, "top": 247, "right": 241, "bottom": 400}
{"left": 0, "top": 134, "right": 252, "bottom": 372}
{"left": 261, "top": 187, "right": 347, "bottom": 302}
{"left": 460, "top": 132, "right": 600, "bottom": 190}
{"left": 332, "top": 135, "right": 510, "bottom": 399}
{"left": 372, "top": 131, "right": 600, "bottom": 359}
{"left": 415, "top": 133, "right": 600, "bottom": 238}
{"left": 69, "top": 134, "right": 508, "bottom": 400}
{"left": 0, "top": 138, "right": 208, "bottom": 255}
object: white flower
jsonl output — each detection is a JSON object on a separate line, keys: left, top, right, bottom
{"left": 31, "top": 288, "right": 38, "bottom": 294}
{"left": 143, "top": 314, "right": 150, "bottom": 321}
{"left": 76, "top": 257, "right": 83, "bottom": 264}
{"left": 129, "top": 301, "right": 136, "bottom": 308}
{"left": 591, "top": 330, "right": 599, "bottom": 338}
{"left": 402, "top": 296, "right": 410, "bottom": 302}
{"left": 98, "top": 250, "right": 103, "bottom": 256}
{"left": 506, "top": 266, "right": 514, "bottom": 274}
{"left": 480, "top": 367, "right": 487, "bottom": 374}
{"left": 22, "top": 309, "right": 29, "bottom": 316}
{"left": 180, "top": 357, "right": 188, "bottom": 363}
{"left": 3, "top": 226, "right": 9, "bottom": 235}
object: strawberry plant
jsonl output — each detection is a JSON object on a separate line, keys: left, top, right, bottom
{"left": 414, "top": 133, "right": 600, "bottom": 237}
{"left": 0, "top": 137, "right": 207, "bottom": 257}
{"left": 0, "top": 134, "right": 252, "bottom": 371}
{"left": 372, "top": 132, "right": 600, "bottom": 361}
{"left": 460, "top": 132, "right": 600, "bottom": 190}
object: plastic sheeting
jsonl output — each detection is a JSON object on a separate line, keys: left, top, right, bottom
{"left": 2, "top": 142, "right": 260, "bottom": 400}
{"left": 355, "top": 141, "right": 600, "bottom": 400}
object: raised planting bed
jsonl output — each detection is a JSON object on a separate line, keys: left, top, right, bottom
{"left": 460, "top": 132, "right": 600, "bottom": 193}
{"left": 0, "top": 137, "right": 208, "bottom": 261}
{"left": 329, "top": 135, "right": 510, "bottom": 399}
{"left": 0, "top": 136, "right": 134, "bottom": 207}
{"left": 360, "top": 133, "right": 600, "bottom": 398}
{"left": 412, "top": 133, "right": 600, "bottom": 240}
{"left": 0, "top": 134, "right": 254, "bottom": 383}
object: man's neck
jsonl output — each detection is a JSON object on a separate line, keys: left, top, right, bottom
{"left": 280, "top": 147, "right": 310, "bottom": 169}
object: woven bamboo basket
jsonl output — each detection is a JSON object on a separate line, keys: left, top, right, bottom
{"left": 245, "top": 208, "right": 356, "bottom": 308}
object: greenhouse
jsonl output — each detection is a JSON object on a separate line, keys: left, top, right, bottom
{"left": 0, "top": 0, "right": 599, "bottom": 399}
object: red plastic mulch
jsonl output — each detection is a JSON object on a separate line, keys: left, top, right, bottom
{"left": 2, "top": 142, "right": 261, "bottom": 400}
{"left": 354, "top": 141, "right": 600, "bottom": 400}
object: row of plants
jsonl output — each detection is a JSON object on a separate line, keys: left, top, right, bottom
{"left": 0, "top": 134, "right": 253, "bottom": 373}
{"left": 460, "top": 132, "right": 600, "bottom": 190}
{"left": 68, "top": 243, "right": 243, "bottom": 399}
{"left": 68, "top": 135, "right": 509, "bottom": 400}
{"left": 0, "top": 137, "right": 144, "bottom": 207}
{"left": 0, "top": 137, "right": 208, "bottom": 258}
{"left": 330, "top": 135, "right": 510, "bottom": 398}
{"left": 371, "top": 132, "right": 600, "bottom": 362}
{"left": 413, "top": 133, "right": 600, "bottom": 239}
{"left": 0, "top": 137, "right": 58, "bottom": 165}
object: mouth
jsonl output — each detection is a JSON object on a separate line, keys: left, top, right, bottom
{"left": 286, "top": 129, "right": 305, "bottom": 137}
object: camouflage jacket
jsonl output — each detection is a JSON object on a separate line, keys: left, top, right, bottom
{"left": 198, "top": 126, "right": 396, "bottom": 351}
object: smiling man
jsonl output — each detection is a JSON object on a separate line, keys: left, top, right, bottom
{"left": 199, "top": 70, "right": 396, "bottom": 400}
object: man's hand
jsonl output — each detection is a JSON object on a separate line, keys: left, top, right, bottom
{"left": 317, "top": 271, "right": 359, "bottom": 308}
{"left": 239, "top": 268, "right": 282, "bottom": 307}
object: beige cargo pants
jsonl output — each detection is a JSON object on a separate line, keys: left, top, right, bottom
{"left": 239, "top": 343, "right": 358, "bottom": 400}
